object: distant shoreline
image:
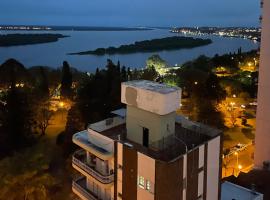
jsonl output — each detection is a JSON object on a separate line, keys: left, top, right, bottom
{"left": 69, "top": 36, "right": 212, "bottom": 56}
{"left": 0, "top": 33, "right": 68, "bottom": 47}
{"left": 0, "top": 25, "right": 153, "bottom": 32}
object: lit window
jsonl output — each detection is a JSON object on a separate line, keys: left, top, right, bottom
{"left": 138, "top": 176, "right": 145, "bottom": 188}
{"left": 146, "top": 180, "right": 151, "bottom": 191}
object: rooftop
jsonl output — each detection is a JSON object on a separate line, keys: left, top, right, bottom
{"left": 225, "top": 170, "right": 270, "bottom": 200}
{"left": 88, "top": 116, "right": 125, "bottom": 133}
{"left": 123, "top": 80, "right": 180, "bottom": 94}
{"left": 93, "top": 114, "right": 221, "bottom": 162}
{"left": 221, "top": 181, "right": 263, "bottom": 200}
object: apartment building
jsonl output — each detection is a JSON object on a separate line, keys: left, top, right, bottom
{"left": 72, "top": 80, "right": 222, "bottom": 200}
{"left": 255, "top": 0, "right": 270, "bottom": 169}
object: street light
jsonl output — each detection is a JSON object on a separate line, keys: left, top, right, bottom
{"left": 59, "top": 101, "right": 65, "bottom": 120}
{"left": 234, "top": 152, "right": 239, "bottom": 168}
{"left": 59, "top": 101, "right": 64, "bottom": 108}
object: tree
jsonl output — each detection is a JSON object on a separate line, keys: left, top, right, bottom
{"left": 121, "top": 66, "right": 127, "bottom": 82}
{"left": 35, "top": 67, "right": 49, "bottom": 99}
{"left": 60, "top": 105, "right": 85, "bottom": 156}
{"left": 36, "top": 103, "right": 53, "bottom": 135}
{"left": 61, "top": 61, "right": 72, "bottom": 99}
{"left": 0, "top": 59, "right": 29, "bottom": 87}
{"left": 141, "top": 66, "right": 159, "bottom": 81}
{"left": 1, "top": 86, "right": 35, "bottom": 154}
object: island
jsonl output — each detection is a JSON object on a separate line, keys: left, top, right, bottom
{"left": 0, "top": 34, "right": 68, "bottom": 47}
{"left": 69, "top": 36, "right": 212, "bottom": 55}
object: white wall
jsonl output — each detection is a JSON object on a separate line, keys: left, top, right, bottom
{"left": 121, "top": 82, "right": 181, "bottom": 115}
{"left": 88, "top": 129, "right": 114, "bottom": 153}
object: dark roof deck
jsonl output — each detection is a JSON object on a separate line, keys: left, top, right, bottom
{"left": 100, "top": 121, "right": 221, "bottom": 162}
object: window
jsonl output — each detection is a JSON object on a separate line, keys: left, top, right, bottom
{"left": 118, "top": 164, "right": 123, "bottom": 170}
{"left": 138, "top": 176, "right": 145, "bottom": 188}
{"left": 118, "top": 193, "right": 122, "bottom": 198}
{"left": 146, "top": 180, "right": 151, "bottom": 191}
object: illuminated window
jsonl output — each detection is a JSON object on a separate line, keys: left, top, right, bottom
{"left": 146, "top": 180, "right": 151, "bottom": 191}
{"left": 138, "top": 176, "right": 145, "bottom": 188}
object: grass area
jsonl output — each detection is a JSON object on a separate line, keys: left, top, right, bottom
{"left": 0, "top": 110, "right": 76, "bottom": 200}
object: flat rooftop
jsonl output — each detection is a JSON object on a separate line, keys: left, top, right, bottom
{"left": 94, "top": 115, "right": 221, "bottom": 162}
{"left": 123, "top": 80, "right": 180, "bottom": 94}
{"left": 221, "top": 181, "right": 263, "bottom": 200}
{"left": 225, "top": 170, "right": 270, "bottom": 199}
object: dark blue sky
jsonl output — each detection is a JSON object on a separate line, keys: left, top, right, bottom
{"left": 0, "top": 0, "right": 260, "bottom": 27}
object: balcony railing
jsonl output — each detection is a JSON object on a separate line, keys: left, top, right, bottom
{"left": 72, "top": 150, "right": 114, "bottom": 184}
{"left": 72, "top": 177, "right": 98, "bottom": 200}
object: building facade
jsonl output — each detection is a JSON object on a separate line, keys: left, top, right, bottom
{"left": 255, "top": 0, "right": 270, "bottom": 169}
{"left": 72, "top": 80, "right": 222, "bottom": 200}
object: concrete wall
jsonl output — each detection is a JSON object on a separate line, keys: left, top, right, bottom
{"left": 126, "top": 105, "right": 175, "bottom": 145}
{"left": 88, "top": 129, "right": 114, "bottom": 153}
{"left": 121, "top": 82, "right": 181, "bottom": 115}
{"left": 255, "top": 0, "right": 270, "bottom": 168}
{"left": 137, "top": 153, "right": 155, "bottom": 200}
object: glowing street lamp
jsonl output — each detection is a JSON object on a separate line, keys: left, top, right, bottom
{"left": 59, "top": 101, "right": 64, "bottom": 108}
{"left": 238, "top": 164, "right": 242, "bottom": 170}
{"left": 59, "top": 101, "right": 65, "bottom": 120}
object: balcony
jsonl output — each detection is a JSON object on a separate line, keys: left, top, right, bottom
{"left": 72, "top": 177, "right": 98, "bottom": 200}
{"left": 73, "top": 130, "right": 114, "bottom": 160}
{"left": 72, "top": 150, "right": 114, "bottom": 184}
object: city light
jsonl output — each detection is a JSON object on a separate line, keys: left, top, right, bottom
{"left": 59, "top": 101, "right": 64, "bottom": 108}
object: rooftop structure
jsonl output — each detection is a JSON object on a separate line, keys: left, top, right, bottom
{"left": 72, "top": 80, "right": 222, "bottom": 200}
{"left": 221, "top": 181, "right": 263, "bottom": 200}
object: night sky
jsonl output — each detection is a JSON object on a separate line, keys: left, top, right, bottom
{"left": 0, "top": 0, "right": 260, "bottom": 27}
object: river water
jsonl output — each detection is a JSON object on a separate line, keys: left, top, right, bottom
{"left": 0, "top": 29, "right": 259, "bottom": 72}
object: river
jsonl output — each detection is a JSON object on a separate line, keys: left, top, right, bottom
{"left": 0, "top": 29, "right": 259, "bottom": 72}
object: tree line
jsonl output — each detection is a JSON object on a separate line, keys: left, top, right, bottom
{"left": 0, "top": 59, "right": 74, "bottom": 158}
